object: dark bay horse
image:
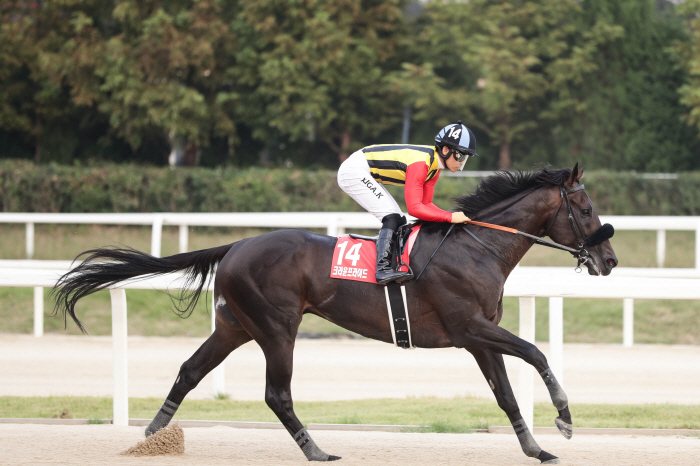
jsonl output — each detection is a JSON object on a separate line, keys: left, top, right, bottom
{"left": 53, "top": 164, "right": 617, "bottom": 464}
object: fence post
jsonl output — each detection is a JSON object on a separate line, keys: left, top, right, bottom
{"left": 696, "top": 223, "right": 700, "bottom": 270}
{"left": 26, "top": 222, "right": 34, "bottom": 259}
{"left": 656, "top": 230, "right": 666, "bottom": 268}
{"left": 623, "top": 298, "right": 634, "bottom": 347}
{"left": 179, "top": 225, "right": 189, "bottom": 254}
{"left": 211, "top": 292, "right": 226, "bottom": 396}
{"left": 110, "top": 288, "right": 129, "bottom": 426}
{"left": 151, "top": 216, "right": 163, "bottom": 258}
{"left": 548, "top": 297, "right": 564, "bottom": 387}
{"left": 33, "top": 287, "right": 43, "bottom": 337}
{"left": 518, "top": 297, "right": 535, "bottom": 430}
{"left": 327, "top": 218, "right": 339, "bottom": 237}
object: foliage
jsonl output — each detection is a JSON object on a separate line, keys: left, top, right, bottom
{"left": 43, "top": 0, "right": 237, "bottom": 165}
{"left": 232, "top": 0, "right": 408, "bottom": 161}
{"left": 1, "top": 161, "right": 699, "bottom": 215}
{"left": 0, "top": 1, "right": 700, "bottom": 170}
{"left": 410, "top": 0, "right": 623, "bottom": 169}
{"left": 0, "top": 0, "right": 104, "bottom": 162}
{"left": 675, "top": 0, "right": 700, "bottom": 149}
{"left": 536, "top": 0, "right": 700, "bottom": 172}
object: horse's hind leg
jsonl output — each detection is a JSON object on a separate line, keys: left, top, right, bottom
{"left": 145, "top": 312, "right": 252, "bottom": 436}
{"left": 259, "top": 338, "right": 340, "bottom": 462}
{"left": 455, "top": 316, "right": 571, "bottom": 439}
{"left": 467, "top": 348, "right": 560, "bottom": 465}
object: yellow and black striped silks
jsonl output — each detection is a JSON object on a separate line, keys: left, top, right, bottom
{"left": 361, "top": 145, "right": 440, "bottom": 186}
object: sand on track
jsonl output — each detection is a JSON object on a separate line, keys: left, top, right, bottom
{"left": 1, "top": 424, "right": 698, "bottom": 466}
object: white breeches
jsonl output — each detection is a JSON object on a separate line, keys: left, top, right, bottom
{"left": 337, "top": 150, "right": 404, "bottom": 222}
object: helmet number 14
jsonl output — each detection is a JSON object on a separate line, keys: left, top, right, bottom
{"left": 447, "top": 127, "right": 462, "bottom": 139}
{"left": 336, "top": 241, "right": 363, "bottom": 267}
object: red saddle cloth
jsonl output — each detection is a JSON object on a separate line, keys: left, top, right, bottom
{"left": 330, "top": 226, "right": 421, "bottom": 284}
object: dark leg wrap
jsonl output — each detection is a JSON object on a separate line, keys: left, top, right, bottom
{"left": 293, "top": 428, "right": 340, "bottom": 461}
{"left": 540, "top": 369, "right": 568, "bottom": 410}
{"left": 540, "top": 369, "right": 573, "bottom": 440}
{"left": 511, "top": 419, "right": 541, "bottom": 458}
{"left": 145, "top": 399, "right": 179, "bottom": 437}
{"left": 512, "top": 419, "right": 560, "bottom": 464}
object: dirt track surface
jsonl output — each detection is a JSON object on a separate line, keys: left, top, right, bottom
{"left": 1, "top": 424, "right": 698, "bottom": 466}
{"left": 2, "top": 334, "right": 700, "bottom": 403}
{"left": 2, "top": 335, "right": 700, "bottom": 465}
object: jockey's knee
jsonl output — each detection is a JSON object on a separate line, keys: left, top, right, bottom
{"left": 381, "top": 213, "right": 406, "bottom": 231}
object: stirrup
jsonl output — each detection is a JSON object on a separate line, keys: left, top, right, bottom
{"left": 376, "top": 269, "right": 413, "bottom": 285}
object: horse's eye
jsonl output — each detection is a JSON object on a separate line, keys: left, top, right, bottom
{"left": 581, "top": 209, "right": 591, "bottom": 217}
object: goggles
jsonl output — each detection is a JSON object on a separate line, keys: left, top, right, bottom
{"left": 453, "top": 149, "right": 472, "bottom": 163}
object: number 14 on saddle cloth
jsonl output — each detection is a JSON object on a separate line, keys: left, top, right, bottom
{"left": 330, "top": 226, "right": 421, "bottom": 284}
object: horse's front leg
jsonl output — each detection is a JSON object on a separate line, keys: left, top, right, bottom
{"left": 467, "top": 348, "right": 560, "bottom": 464}
{"left": 449, "top": 315, "right": 572, "bottom": 439}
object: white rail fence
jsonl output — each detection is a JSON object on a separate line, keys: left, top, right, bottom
{"left": 3, "top": 212, "right": 699, "bottom": 346}
{"left": 2, "top": 267, "right": 699, "bottom": 431}
{"left": 1, "top": 213, "right": 699, "bottom": 268}
{"left": 2, "top": 213, "right": 700, "bottom": 429}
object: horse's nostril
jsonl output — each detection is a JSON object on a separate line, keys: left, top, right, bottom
{"left": 606, "top": 257, "right": 618, "bottom": 268}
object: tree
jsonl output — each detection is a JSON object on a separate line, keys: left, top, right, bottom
{"left": 231, "top": 0, "right": 408, "bottom": 162}
{"left": 673, "top": 0, "right": 700, "bottom": 170}
{"left": 401, "top": 0, "right": 622, "bottom": 169}
{"left": 0, "top": 1, "right": 95, "bottom": 162}
{"left": 540, "top": 0, "right": 700, "bottom": 172}
{"left": 47, "top": 0, "right": 237, "bottom": 166}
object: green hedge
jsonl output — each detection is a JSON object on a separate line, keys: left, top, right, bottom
{"left": 1, "top": 160, "right": 699, "bottom": 215}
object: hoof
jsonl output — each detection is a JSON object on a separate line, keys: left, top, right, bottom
{"left": 555, "top": 416, "right": 572, "bottom": 440}
{"left": 538, "top": 450, "right": 560, "bottom": 464}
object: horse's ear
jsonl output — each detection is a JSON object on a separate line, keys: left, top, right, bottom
{"left": 578, "top": 163, "right": 586, "bottom": 180}
{"left": 566, "top": 162, "right": 580, "bottom": 187}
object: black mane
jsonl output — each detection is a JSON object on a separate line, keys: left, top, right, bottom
{"left": 454, "top": 166, "right": 572, "bottom": 217}
{"left": 416, "top": 166, "right": 572, "bottom": 233}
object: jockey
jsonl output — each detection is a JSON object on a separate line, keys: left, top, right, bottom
{"left": 337, "top": 120, "right": 479, "bottom": 284}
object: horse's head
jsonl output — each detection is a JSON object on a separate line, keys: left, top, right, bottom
{"left": 546, "top": 163, "right": 618, "bottom": 276}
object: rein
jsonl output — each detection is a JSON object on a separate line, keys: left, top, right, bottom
{"left": 462, "top": 184, "right": 598, "bottom": 273}
{"left": 416, "top": 183, "right": 608, "bottom": 278}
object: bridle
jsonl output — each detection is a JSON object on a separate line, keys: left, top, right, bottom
{"left": 416, "top": 183, "right": 608, "bottom": 279}
{"left": 542, "top": 184, "right": 596, "bottom": 273}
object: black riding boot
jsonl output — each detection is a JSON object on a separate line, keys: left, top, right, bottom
{"left": 375, "top": 214, "right": 412, "bottom": 285}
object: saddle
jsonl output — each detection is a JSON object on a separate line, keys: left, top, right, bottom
{"left": 349, "top": 223, "right": 417, "bottom": 277}
{"left": 330, "top": 224, "right": 420, "bottom": 284}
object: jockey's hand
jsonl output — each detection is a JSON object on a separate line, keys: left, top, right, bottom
{"left": 451, "top": 212, "right": 471, "bottom": 223}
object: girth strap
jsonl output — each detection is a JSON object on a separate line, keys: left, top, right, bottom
{"left": 384, "top": 283, "right": 414, "bottom": 349}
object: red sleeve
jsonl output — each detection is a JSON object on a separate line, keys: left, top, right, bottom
{"left": 404, "top": 162, "right": 452, "bottom": 222}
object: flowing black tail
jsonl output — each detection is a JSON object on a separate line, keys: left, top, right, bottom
{"left": 51, "top": 243, "right": 234, "bottom": 333}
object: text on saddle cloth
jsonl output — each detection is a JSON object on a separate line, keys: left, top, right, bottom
{"left": 330, "top": 225, "right": 422, "bottom": 283}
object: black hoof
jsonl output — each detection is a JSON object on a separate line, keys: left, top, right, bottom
{"left": 538, "top": 450, "right": 560, "bottom": 464}
{"left": 555, "top": 416, "right": 572, "bottom": 440}
{"left": 327, "top": 455, "right": 342, "bottom": 461}
{"left": 557, "top": 407, "right": 572, "bottom": 425}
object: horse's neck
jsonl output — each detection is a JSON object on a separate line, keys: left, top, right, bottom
{"left": 475, "top": 187, "right": 558, "bottom": 272}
